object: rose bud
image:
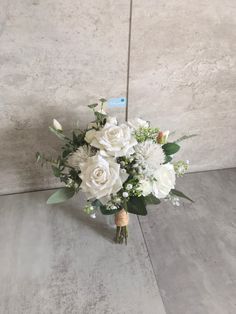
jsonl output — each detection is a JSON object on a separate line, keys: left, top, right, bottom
{"left": 157, "top": 130, "right": 169, "bottom": 144}
{"left": 157, "top": 131, "right": 164, "bottom": 144}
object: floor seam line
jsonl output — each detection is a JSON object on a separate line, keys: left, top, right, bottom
{"left": 137, "top": 216, "right": 168, "bottom": 314}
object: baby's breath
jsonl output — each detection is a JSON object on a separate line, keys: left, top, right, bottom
{"left": 135, "top": 127, "right": 159, "bottom": 143}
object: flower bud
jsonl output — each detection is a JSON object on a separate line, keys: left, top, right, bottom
{"left": 157, "top": 130, "right": 169, "bottom": 144}
{"left": 53, "top": 119, "right": 62, "bottom": 131}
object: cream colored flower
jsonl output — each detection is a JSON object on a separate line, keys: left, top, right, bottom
{"left": 79, "top": 154, "right": 127, "bottom": 200}
{"left": 128, "top": 118, "right": 149, "bottom": 130}
{"left": 139, "top": 179, "right": 153, "bottom": 196}
{"left": 106, "top": 116, "right": 118, "bottom": 125}
{"left": 89, "top": 123, "right": 137, "bottom": 157}
{"left": 152, "top": 164, "right": 176, "bottom": 198}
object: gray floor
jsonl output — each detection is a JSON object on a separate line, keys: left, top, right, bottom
{"left": 0, "top": 169, "right": 236, "bottom": 314}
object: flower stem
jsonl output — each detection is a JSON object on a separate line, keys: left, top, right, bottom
{"left": 115, "top": 226, "right": 128, "bottom": 245}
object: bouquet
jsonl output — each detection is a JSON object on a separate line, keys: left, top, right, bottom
{"left": 36, "top": 99, "right": 194, "bottom": 244}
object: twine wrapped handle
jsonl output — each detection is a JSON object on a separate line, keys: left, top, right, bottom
{"left": 115, "top": 209, "right": 129, "bottom": 244}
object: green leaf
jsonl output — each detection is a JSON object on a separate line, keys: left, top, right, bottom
{"left": 49, "top": 126, "right": 66, "bottom": 140}
{"left": 100, "top": 205, "right": 119, "bottom": 215}
{"left": 162, "top": 142, "right": 180, "bottom": 155}
{"left": 51, "top": 166, "right": 61, "bottom": 177}
{"left": 36, "top": 152, "right": 41, "bottom": 162}
{"left": 47, "top": 187, "right": 75, "bottom": 204}
{"left": 94, "top": 112, "right": 107, "bottom": 126}
{"left": 88, "top": 103, "right": 98, "bottom": 109}
{"left": 171, "top": 189, "right": 194, "bottom": 203}
{"left": 62, "top": 150, "right": 71, "bottom": 158}
{"left": 91, "top": 199, "right": 102, "bottom": 209}
{"left": 99, "top": 98, "right": 107, "bottom": 103}
{"left": 92, "top": 199, "right": 119, "bottom": 215}
{"left": 127, "top": 196, "right": 147, "bottom": 216}
{"left": 72, "top": 131, "right": 77, "bottom": 143}
{"left": 175, "top": 134, "right": 198, "bottom": 143}
{"left": 145, "top": 194, "right": 161, "bottom": 205}
{"left": 164, "top": 155, "right": 172, "bottom": 164}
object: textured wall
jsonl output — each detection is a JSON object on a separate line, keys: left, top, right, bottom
{"left": 129, "top": 0, "right": 236, "bottom": 172}
{"left": 1, "top": 0, "right": 236, "bottom": 194}
{"left": 0, "top": 0, "right": 129, "bottom": 194}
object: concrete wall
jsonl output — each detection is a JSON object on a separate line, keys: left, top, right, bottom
{"left": 0, "top": 1, "right": 129, "bottom": 194}
{"left": 129, "top": 0, "right": 236, "bottom": 172}
{"left": 0, "top": 0, "right": 235, "bottom": 194}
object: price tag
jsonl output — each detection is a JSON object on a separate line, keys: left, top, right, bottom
{"left": 108, "top": 97, "right": 126, "bottom": 108}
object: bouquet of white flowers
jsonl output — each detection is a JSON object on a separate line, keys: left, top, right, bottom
{"left": 36, "top": 99, "right": 194, "bottom": 244}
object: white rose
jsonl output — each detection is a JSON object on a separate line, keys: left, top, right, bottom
{"left": 152, "top": 164, "right": 176, "bottom": 199}
{"left": 106, "top": 116, "right": 118, "bottom": 125}
{"left": 90, "top": 123, "right": 137, "bottom": 157}
{"left": 139, "top": 178, "right": 153, "bottom": 196}
{"left": 79, "top": 154, "right": 126, "bottom": 200}
{"left": 128, "top": 118, "right": 149, "bottom": 130}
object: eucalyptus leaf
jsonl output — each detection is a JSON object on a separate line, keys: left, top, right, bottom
{"left": 36, "top": 152, "right": 41, "bottom": 162}
{"left": 47, "top": 187, "right": 75, "bottom": 204}
{"left": 49, "top": 126, "right": 66, "bottom": 140}
{"left": 88, "top": 103, "right": 98, "bottom": 109}
{"left": 99, "top": 98, "right": 107, "bottom": 103}
{"left": 127, "top": 196, "right": 147, "bottom": 216}
{"left": 171, "top": 189, "right": 194, "bottom": 203}
{"left": 162, "top": 142, "right": 180, "bottom": 155}
{"left": 145, "top": 194, "right": 161, "bottom": 205}
{"left": 51, "top": 165, "right": 61, "bottom": 177}
{"left": 175, "top": 134, "right": 198, "bottom": 143}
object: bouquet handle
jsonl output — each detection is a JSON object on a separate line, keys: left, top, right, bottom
{"left": 115, "top": 209, "right": 129, "bottom": 244}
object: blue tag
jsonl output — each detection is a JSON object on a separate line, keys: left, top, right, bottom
{"left": 108, "top": 97, "right": 126, "bottom": 108}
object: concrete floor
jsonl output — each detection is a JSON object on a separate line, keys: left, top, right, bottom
{"left": 0, "top": 169, "right": 235, "bottom": 314}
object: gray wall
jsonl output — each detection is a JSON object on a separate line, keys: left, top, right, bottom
{"left": 0, "top": 0, "right": 236, "bottom": 194}
{"left": 129, "top": 0, "right": 236, "bottom": 172}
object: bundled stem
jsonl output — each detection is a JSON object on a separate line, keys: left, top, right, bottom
{"left": 115, "top": 209, "right": 129, "bottom": 245}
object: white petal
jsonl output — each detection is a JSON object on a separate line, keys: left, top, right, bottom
{"left": 53, "top": 119, "right": 62, "bottom": 131}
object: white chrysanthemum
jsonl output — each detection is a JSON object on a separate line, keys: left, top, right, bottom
{"left": 67, "top": 146, "right": 93, "bottom": 169}
{"left": 135, "top": 140, "right": 165, "bottom": 172}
